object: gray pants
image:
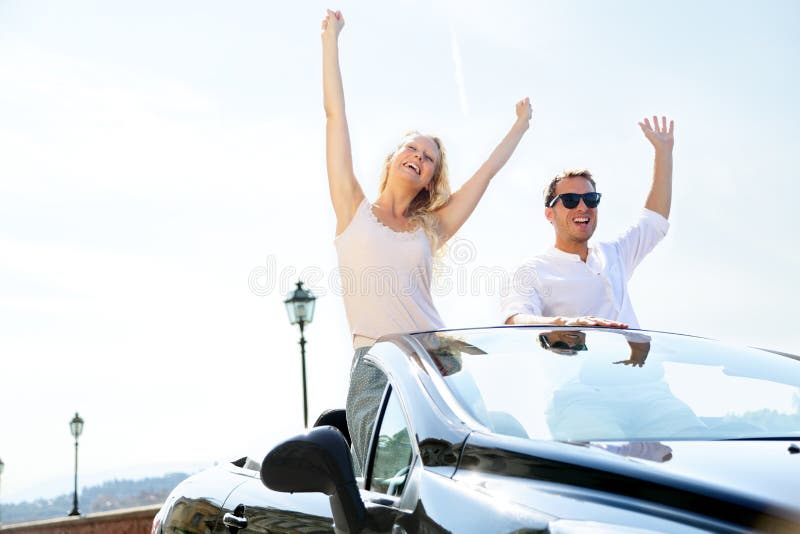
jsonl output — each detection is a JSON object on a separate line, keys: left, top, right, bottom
{"left": 346, "top": 346, "right": 387, "bottom": 475}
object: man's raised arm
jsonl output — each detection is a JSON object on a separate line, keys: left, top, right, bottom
{"left": 640, "top": 115, "right": 675, "bottom": 219}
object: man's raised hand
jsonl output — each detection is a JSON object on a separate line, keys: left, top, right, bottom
{"left": 639, "top": 115, "right": 674, "bottom": 152}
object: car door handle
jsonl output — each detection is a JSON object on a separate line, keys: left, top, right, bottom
{"left": 223, "top": 512, "right": 248, "bottom": 529}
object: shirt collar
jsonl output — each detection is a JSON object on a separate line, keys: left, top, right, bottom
{"left": 546, "top": 243, "right": 598, "bottom": 262}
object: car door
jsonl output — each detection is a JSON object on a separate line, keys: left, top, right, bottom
{"left": 216, "top": 384, "right": 421, "bottom": 534}
{"left": 217, "top": 466, "right": 335, "bottom": 533}
{"left": 356, "top": 384, "right": 429, "bottom": 533}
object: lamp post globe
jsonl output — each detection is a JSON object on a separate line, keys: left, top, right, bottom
{"left": 284, "top": 280, "right": 316, "bottom": 326}
{"left": 284, "top": 281, "right": 317, "bottom": 428}
{"left": 68, "top": 412, "right": 84, "bottom": 516}
{"left": 70, "top": 413, "right": 84, "bottom": 440}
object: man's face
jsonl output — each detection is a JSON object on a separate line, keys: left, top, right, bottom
{"left": 545, "top": 177, "right": 598, "bottom": 245}
{"left": 539, "top": 330, "right": 587, "bottom": 355}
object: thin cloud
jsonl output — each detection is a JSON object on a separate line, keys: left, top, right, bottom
{"left": 449, "top": 23, "right": 469, "bottom": 117}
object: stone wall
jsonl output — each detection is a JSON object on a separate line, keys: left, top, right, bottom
{"left": 0, "top": 505, "right": 161, "bottom": 534}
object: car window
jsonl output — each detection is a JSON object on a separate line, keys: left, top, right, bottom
{"left": 369, "top": 387, "right": 413, "bottom": 497}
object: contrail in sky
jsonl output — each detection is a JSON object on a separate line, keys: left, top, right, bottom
{"left": 449, "top": 23, "right": 469, "bottom": 117}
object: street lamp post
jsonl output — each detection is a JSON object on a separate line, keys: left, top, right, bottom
{"left": 0, "top": 457, "right": 5, "bottom": 525}
{"left": 284, "top": 281, "right": 317, "bottom": 428}
{"left": 68, "top": 413, "right": 84, "bottom": 517}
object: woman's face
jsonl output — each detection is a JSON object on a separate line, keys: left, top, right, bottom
{"left": 387, "top": 135, "right": 440, "bottom": 191}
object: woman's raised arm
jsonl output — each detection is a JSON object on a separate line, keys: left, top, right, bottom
{"left": 435, "top": 98, "right": 532, "bottom": 242}
{"left": 322, "top": 10, "right": 364, "bottom": 234}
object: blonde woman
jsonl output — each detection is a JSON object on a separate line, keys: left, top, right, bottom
{"left": 322, "top": 9, "right": 532, "bottom": 472}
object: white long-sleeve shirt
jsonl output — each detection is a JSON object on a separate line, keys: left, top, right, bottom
{"left": 501, "top": 209, "right": 669, "bottom": 328}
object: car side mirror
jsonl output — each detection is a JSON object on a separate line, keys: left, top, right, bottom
{"left": 261, "top": 426, "right": 367, "bottom": 533}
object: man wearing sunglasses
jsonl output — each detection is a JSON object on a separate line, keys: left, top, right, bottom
{"left": 502, "top": 116, "right": 674, "bottom": 329}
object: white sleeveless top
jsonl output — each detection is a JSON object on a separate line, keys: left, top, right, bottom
{"left": 334, "top": 198, "right": 445, "bottom": 348}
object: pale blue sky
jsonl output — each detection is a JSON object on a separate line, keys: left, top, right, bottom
{"left": 1, "top": 0, "right": 798, "bottom": 502}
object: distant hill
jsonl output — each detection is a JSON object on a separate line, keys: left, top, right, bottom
{"left": 0, "top": 472, "right": 188, "bottom": 525}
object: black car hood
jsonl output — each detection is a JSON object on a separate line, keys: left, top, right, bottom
{"left": 628, "top": 440, "right": 799, "bottom": 511}
{"left": 454, "top": 432, "right": 800, "bottom": 531}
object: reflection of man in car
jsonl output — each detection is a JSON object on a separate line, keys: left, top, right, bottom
{"left": 502, "top": 116, "right": 675, "bottom": 329}
{"left": 592, "top": 441, "right": 673, "bottom": 463}
{"left": 539, "top": 330, "right": 650, "bottom": 366}
{"left": 538, "top": 329, "right": 705, "bottom": 441}
{"left": 538, "top": 330, "right": 588, "bottom": 355}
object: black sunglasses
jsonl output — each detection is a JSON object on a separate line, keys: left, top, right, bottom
{"left": 547, "top": 192, "right": 602, "bottom": 209}
{"left": 539, "top": 334, "right": 588, "bottom": 352}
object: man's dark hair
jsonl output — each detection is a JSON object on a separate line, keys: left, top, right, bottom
{"left": 543, "top": 169, "right": 597, "bottom": 207}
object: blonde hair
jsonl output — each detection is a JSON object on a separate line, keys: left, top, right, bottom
{"left": 378, "top": 132, "right": 451, "bottom": 251}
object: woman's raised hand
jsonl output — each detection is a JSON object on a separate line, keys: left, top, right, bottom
{"left": 516, "top": 97, "right": 532, "bottom": 125}
{"left": 321, "top": 9, "right": 345, "bottom": 40}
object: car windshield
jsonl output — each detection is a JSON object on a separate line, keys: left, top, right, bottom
{"left": 414, "top": 328, "right": 800, "bottom": 442}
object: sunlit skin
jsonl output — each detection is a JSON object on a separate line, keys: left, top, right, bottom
{"left": 613, "top": 341, "right": 650, "bottom": 367}
{"left": 322, "top": 8, "right": 532, "bottom": 239}
{"left": 389, "top": 136, "right": 439, "bottom": 190}
{"left": 373, "top": 135, "right": 440, "bottom": 232}
{"left": 545, "top": 177, "right": 598, "bottom": 261}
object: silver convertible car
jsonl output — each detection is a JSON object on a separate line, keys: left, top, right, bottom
{"left": 152, "top": 327, "right": 800, "bottom": 533}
